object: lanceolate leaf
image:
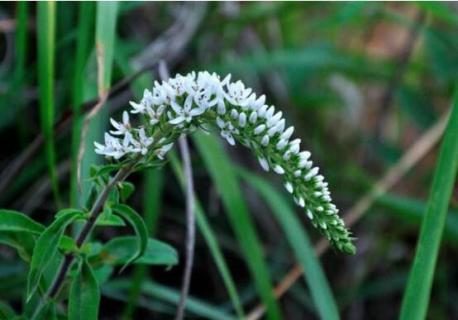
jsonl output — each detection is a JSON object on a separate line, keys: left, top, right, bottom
{"left": 91, "top": 236, "right": 177, "bottom": 267}
{"left": 111, "top": 204, "right": 148, "bottom": 271}
{"left": 400, "top": 93, "right": 458, "bottom": 320}
{"left": 69, "top": 259, "right": 100, "bottom": 320}
{"left": 27, "top": 209, "right": 84, "bottom": 301}
{"left": 0, "top": 210, "right": 44, "bottom": 234}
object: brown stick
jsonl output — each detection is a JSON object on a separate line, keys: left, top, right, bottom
{"left": 246, "top": 111, "right": 450, "bottom": 320}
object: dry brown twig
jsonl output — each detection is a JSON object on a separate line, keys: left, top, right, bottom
{"left": 246, "top": 111, "right": 450, "bottom": 320}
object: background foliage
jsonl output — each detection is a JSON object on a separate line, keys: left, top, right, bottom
{"left": 0, "top": 2, "right": 457, "bottom": 319}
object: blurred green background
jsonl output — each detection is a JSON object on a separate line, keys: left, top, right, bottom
{"left": 0, "top": 2, "right": 457, "bottom": 319}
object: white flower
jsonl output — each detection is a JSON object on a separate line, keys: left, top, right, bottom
{"left": 110, "top": 111, "right": 131, "bottom": 135}
{"left": 219, "top": 121, "right": 238, "bottom": 146}
{"left": 307, "top": 209, "right": 314, "bottom": 220}
{"left": 276, "top": 139, "right": 288, "bottom": 150}
{"left": 254, "top": 124, "right": 266, "bottom": 135}
{"left": 281, "top": 126, "right": 294, "bottom": 140}
{"left": 257, "top": 105, "right": 268, "bottom": 117}
{"left": 146, "top": 105, "right": 165, "bottom": 125}
{"left": 225, "top": 80, "right": 252, "bottom": 107}
{"left": 157, "top": 143, "right": 174, "bottom": 160}
{"left": 169, "top": 95, "right": 204, "bottom": 124}
{"left": 284, "top": 182, "right": 293, "bottom": 193}
{"left": 261, "top": 135, "right": 270, "bottom": 146}
{"left": 273, "top": 165, "right": 285, "bottom": 174}
{"left": 304, "top": 167, "right": 319, "bottom": 181}
{"left": 151, "top": 83, "right": 168, "bottom": 105}
{"left": 137, "top": 128, "right": 154, "bottom": 150}
{"left": 249, "top": 111, "right": 258, "bottom": 123}
{"left": 258, "top": 157, "right": 269, "bottom": 171}
{"left": 250, "top": 95, "right": 265, "bottom": 111}
{"left": 266, "top": 111, "right": 282, "bottom": 127}
{"left": 238, "top": 112, "right": 247, "bottom": 127}
{"left": 94, "top": 133, "right": 125, "bottom": 159}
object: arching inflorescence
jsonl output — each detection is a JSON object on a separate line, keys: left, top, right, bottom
{"left": 94, "top": 71, "right": 356, "bottom": 254}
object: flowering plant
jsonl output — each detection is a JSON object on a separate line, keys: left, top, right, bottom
{"left": 95, "top": 71, "right": 355, "bottom": 254}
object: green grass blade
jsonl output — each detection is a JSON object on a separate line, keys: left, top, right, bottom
{"left": 96, "top": 2, "right": 118, "bottom": 92}
{"left": 70, "top": 2, "right": 95, "bottom": 207}
{"left": 239, "top": 168, "right": 340, "bottom": 320}
{"left": 37, "top": 1, "right": 60, "bottom": 207}
{"left": 400, "top": 93, "right": 458, "bottom": 320}
{"left": 14, "top": 2, "right": 28, "bottom": 85}
{"left": 80, "top": 2, "right": 119, "bottom": 204}
{"left": 194, "top": 132, "right": 282, "bottom": 320}
{"left": 169, "top": 152, "right": 245, "bottom": 319}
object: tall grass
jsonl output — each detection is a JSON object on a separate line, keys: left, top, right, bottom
{"left": 400, "top": 93, "right": 458, "bottom": 319}
{"left": 37, "top": 1, "right": 60, "bottom": 207}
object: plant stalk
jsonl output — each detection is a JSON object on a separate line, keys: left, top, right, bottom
{"left": 32, "top": 164, "right": 134, "bottom": 318}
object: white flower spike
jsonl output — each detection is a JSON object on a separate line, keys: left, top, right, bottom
{"left": 94, "top": 71, "right": 355, "bottom": 254}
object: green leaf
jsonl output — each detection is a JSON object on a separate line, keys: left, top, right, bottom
{"left": 194, "top": 132, "right": 282, "bottom": 320}
{"left": 70, "top": 2, "right": 95, "bottom": 207}
{"left": 0, "top": 210, "right": 45, "bottom": 234}
{"left": 118, "top": 181, "right": 135, "bottom": 203}
{"left": 32, "top": 301, "right": 57, "bottom": 320}
{"left": 111, "top": 205, "right": 148, "bottom": 270}
{"left": 169, "top": 153, "right": 245, "bottom": 319}
{"left": 69, "top": 259, "right": 100, "bottom": 320}
{"left": 37, "top": 1, "right": 60, "bottom": 206}
{"left": 92, "top": 236, "right": 177, "bottom": 266}
{"left": 27, "top": 209, "right": 83, "bottom": 301}
{"left": 0, "top": 210, "right": 76, "bottom": 259}
{"left": 400, "top": 92, "right": 458, "bottom": 320}
{"left": 0, "top": 232, "right": 37, "bottom": 262}
{"left": 96, "top": 2, "right": 118, "bottom": 91}
{"left": 0, "top": 300, "right": 16, "bottom": 320}
{"left": 96, "top": 212, "right": 126, "bottom": 227}
{"left": 240, "top": 168, "right": 340, "bottom": 320}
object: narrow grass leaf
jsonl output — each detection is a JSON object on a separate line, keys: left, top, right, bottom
{"left": 111, "top": 204, "right": 148, "bottom": 271}
{"left": 194, "top": 132, "right": 282, "bottom": 320}
{"left": 0, "top": 300, "right": 16, "bottom": 320}
{"left": 68, "top": 259, "right": 100, "bottom": 320}
{"left": 169, "top": 152, "right": 245, "bottom": 318}
{"left": 27, "top": 209, "right": 83, "bottom": 301}
{"left": 96, "top": 2, "right": 118, "bottom": 92}
{"left": 71, "top": 2, "right": 95, "bottom": 207}
{"left": 400, "top": 93, "right": 458, "bottom": 320}
{"left": 37, "top": 1, "right": 60, "bottom": 207}
{"left": 240, "top": 168, "right": 340, "bottom": 320}
{"left": 80, "top": 2, "right": 118, "bottom": 204}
